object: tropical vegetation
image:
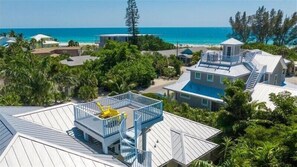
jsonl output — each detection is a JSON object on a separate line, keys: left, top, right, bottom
{"left": 0, "top": 37, "right": 181, "bottom": 104}
{"left": 230, "top": 6, "right": 297, "bottom": 45}
{"left": 144, "top": 79, "right": 297, "bottom": 167}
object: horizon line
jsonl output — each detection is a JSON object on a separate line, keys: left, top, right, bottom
{"left": 0, "top": 26, "right": 231, "bottom": 29}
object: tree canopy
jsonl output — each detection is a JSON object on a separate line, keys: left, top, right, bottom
{"left": 229, "top": 6, "right": 297, "bottom": 45}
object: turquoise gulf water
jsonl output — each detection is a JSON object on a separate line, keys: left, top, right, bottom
{"left": 0, "top": 27, "right": 231, "bottom": 45}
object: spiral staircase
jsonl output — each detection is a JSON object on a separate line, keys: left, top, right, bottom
{"left": 119, "top": 113, "right": 152, "bottom": 167}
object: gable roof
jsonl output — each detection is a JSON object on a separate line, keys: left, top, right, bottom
{"left": 171, "top": 129, "right": 218, "bottom": 165}
{"left": 181, "top": 48, "right": 193, "bottom": 55}
{"left": 31, "top": 34, "right": 52, "bottom": 41}
{"left": 0, "top": 133, "right": 120, "bottom": 167}
{"left": 147, "top": 112, "right": 221, "bottom": 167}
{"left": 221, "top": 38, "right": 243, "bottom": 45}
{"left": 252, "top": 50, "right": 287, "bottom": 73}
{"left": 0, "top": 106, "right": 125, "bottom": 167}
{"left": 252, "top": 83, "right": 297, "bottom": 110}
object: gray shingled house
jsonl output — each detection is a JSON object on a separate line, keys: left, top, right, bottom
{"left": 164, "top": 38, "right": 287, "bottom": 110}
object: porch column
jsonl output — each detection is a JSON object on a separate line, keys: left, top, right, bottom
{"left": 83, "top": 132, "right": 89, "bottom": 141}
{"left": 167, "top": 89, "right": 169, "bottom": 97}
{"left": 102, "top": 143, "right": 109, "bottom": 154}
{"left": 142, "top": 129, "right": 147, "bottom": 151}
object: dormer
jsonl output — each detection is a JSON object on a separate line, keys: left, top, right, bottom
{"left": 221, "top": 38, "right": 243, "bottom": 56}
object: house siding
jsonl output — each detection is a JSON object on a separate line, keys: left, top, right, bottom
{"left": 175, "top": 92, "right": 211, "bottom": 109}
{"left": 267, "top": 61, "right": 285, "bottom": 86}
{"left": 190, "top": 71, "right": 249, "bottom": 89}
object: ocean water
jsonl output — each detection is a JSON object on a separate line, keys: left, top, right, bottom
{"left": 0, "top": 27, "right": 231, "bottom": 45}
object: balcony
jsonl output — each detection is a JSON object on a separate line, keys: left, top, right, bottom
{"left": 74, "top": 92, "right": 163, "bottom": 138}
{"left": 200, "top": 51, "right": 243, "bottom": 66}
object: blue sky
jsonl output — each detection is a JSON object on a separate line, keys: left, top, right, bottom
{"left": 0, "top": 0, "right": 296, "bottom": 28}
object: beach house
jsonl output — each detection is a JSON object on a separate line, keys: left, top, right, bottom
{"left": 0, "top": 36, "right": 16, "bottom": 47}
{"left": 97, "top": 34, "right": 148, "bottom": 47}
{"left": 164, "top": 38, "right": 287, "bottom": 110}
{"left": 31, "top": 34, "right": 59, "bottom": 48}
{"left": 0, "top": 92, "right": 220, "bottom": 167}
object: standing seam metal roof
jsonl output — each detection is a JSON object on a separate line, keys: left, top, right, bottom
{"left": 0, "top": 133, "right": 122, "bottom": 167}
{"left": 147, "top": 112, "right": 221, "bottom": 167}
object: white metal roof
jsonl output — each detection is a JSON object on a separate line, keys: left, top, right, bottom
{"left": 31, "top": 34, "right": 52, "bottom": 41}
{"left": 147, "top": 112, "right": 221, "bottom": 167}
{"left": 252, "top": 83, "right": 297, "bottom": 110}
{"left": 0, "top": 101, "right": 221, "bottom": 167}
{"left": 252, "top": 50, "right": 286, "bottom": 73}
{"left": 16, "top": 103, "right": 75, "bottom": 133}
{"left": 60, "top": 56, "right": 98, "bottom": 66}
{"left": 188, "top": 63, "right": 251, "bottom": 77}
{"left": 170, "top": 129, "right": 218, "bottom": 165}
{"left": 0, "top": 134, "right": 120, "bottom": 167}
{"left": 0, "top": 105, "right": 126, "bottom": 167}
{"left": 220, "top": 38, "right": 243, "bottom": 45}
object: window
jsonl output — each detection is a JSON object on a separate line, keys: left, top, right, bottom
{"left": 226, "top": 46, "right": 231, "bottom": 56}
{"left": 180, "top": 93, "right": 190, "bottom": 99}
{"left": 195, "top": 72, "right": 201, "bottom": 80}
{"left": 202, "top": 99, "right": 208, "bottom": 106}
{"left": 207, "top": 74, "right": 214, "bottom": 82}
{"left": 220, "top": 76, "right": 226, "bottom": 84}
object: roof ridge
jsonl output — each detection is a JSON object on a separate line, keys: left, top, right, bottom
{"left": 165, "top": 112, "right": 221, "bottom": 135}
{"left": 0, "top": 132, "right": 19, "bottom": 162}
{"left": 170, "top": 128, "right": 218, "bottom": 145}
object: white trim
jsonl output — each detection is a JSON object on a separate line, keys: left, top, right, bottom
{"left": 220, "top": 76, "right": 226, "bottom": 84}
{"left": 195, "top": 72, "right": 201, "bottom": 80}
{"left": 201, "top": 98, "right": 208, "bottom": 106}
{"left": 180, "top": 93, "right": 190, "bottom": 99}
{"left": 207, "top": 74, "right": 214, "bottom": 82}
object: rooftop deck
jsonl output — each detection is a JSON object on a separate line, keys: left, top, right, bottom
{"left": 74, "top": 92, "right": 163, "bottom": 138}
{"left": 200, "top": 51, "right": 243, "bottom": 66}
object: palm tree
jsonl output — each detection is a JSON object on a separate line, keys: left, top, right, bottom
{"left": 30, "top": 38, "right": 37, "bottom": 49}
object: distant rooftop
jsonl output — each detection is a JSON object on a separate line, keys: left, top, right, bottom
{"left": 31, "top": 34, "right": 52, "bottom": 41}
{"left": 99, "top": 34, "right": 148, "bottom": 37}
{"left": 221, "top": 38, "right": 244, "bottom": 45}
{"left": 60, "top": 55, "right": 98, "bottom": 66}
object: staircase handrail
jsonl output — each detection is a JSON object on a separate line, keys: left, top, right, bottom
{"left": 119, "top": 118, "right": 136, "bottom": 149}
{"left": 255, "top": 65, "right": 267, "bottom": 84}
{"left": 119, "top": 114, "right": 152, "bottom": 167}
{"left": 246, "top": 67, "right": 257, "bottom": 89}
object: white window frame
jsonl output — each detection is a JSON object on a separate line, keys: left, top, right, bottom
{"left": 180, "top": 93, "right": 190, "bottom": 99}
{"left": 201, "top": 98, "right": 208, "bottom": 106}
{"left": 220, "top": 76, "right": 226, "bottom": 84}
{"left": 207, "top": 74, "right": 214, "bottom": 82}
{"left": 195, "top": 72, "right": 201, "bottom": 80}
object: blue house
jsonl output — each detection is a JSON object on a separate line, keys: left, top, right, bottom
{"left": 164, "top": 38, "right": 287, "bottom": 110}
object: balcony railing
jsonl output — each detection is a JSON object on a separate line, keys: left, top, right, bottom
{"left": 74, "top": 92, "right": 163, "bottom": 138}
{"left": 200, "top": 51, "right": 243, "bottom": 66}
